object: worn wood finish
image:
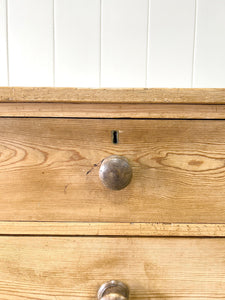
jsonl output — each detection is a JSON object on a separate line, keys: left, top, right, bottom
{"left": 0, "top": 222, "right": 224, "bottom": 236}
{"left": 0, "top": 237, "right": 224, "bottom": 299}
{"left": 1, "top": 118, "right": 225, "bottom": 223}
{"left": 2, "top": 103, "right": 225, "bottom": 119}
{"left": 0, "top": 87, "right": 225, "bottom": 103}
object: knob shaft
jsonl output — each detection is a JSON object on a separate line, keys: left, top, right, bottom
{"left": 99, "top": 155, "right": 132, "bottom": 190}
{"left": 98, "top": 280, "right": 129, "bottom": 300}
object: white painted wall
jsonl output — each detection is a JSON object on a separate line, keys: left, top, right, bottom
{"left": 0, "top": 0, "right": 225, "bottom": 88}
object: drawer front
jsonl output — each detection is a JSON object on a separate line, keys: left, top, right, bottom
{"left": 0, "top": 118, "right": 225, "bottom": 222}
{"left": 0, "top": 237, "right": 224, "bottom": 299}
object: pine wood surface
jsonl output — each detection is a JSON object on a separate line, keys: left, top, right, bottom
{"left": 2, "top": 102, "right": 225, "bottom": 119}
{"left": 0, "top": 118, "right": 225, "bottom": 223}
{"left": 0, "top": 87, "right": 225, "bottom": 103}
{"left": 0, "top": 236, "right": 224, "bottom": 299}
{"left": 0, "top": 90, "right": 224, "bottom": 298}
{"left": 0, "top": 222, "right": 224, "bottom": 237}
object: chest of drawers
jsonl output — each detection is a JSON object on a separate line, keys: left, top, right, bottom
{"left": 0, "top": 87, "right": 224, "bottom": 299}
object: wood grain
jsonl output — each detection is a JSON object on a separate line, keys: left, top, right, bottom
{"left": 0, "top": 237, "right": 224, "bottom": 299}
{"left": 0, "top": 87, "right": 225, "bottom": 103}
{"left": 0, "top": 222, "right": 224, "bottom": 237}
{"left": 2, "top": 103, "right": 225, "bottom": 119}
{"left": 1, "top": 118, "right": 225, "bottom": 223}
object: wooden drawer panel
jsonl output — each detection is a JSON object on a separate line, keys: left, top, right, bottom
{"left": 0, "top": 237, "right": 224, "bottom": 299}
{"left": 1, "top": 118, "right": 225, "bottom": 222}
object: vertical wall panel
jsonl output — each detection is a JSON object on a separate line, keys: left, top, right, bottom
{"left": 55, "top": 0, "right": 100, "bottom": 88}
{"left": 101, "top": 0, "right": 148, "bottom": 88}
{"left": 0, "top": 0, "right": 8, "bottom": 86}
{"left": 8, "top": 0, "right": 53, "bottom": 86}
{"left": 148, "top": 0, "right": 195, "bottom": 87}
{"left": 194, "top": 0, "right": 225, "bottom": 87}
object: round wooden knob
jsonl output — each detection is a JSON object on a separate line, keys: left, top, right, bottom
{"left": 99, "top": 155, "right": 132, "bottom": 190}
{"left": 98, "top": 280, "right": 129, "bottom": 300}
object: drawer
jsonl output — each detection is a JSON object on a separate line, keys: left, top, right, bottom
{"left": 0, "top": 236, "right": 224, "bottom": 299}
{"left": 0, "top": 118, "right": 225, "bottom": 223}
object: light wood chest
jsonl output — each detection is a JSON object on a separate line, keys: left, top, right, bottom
{"left": 0, "top": 87, "right": 224, "bottom": 299}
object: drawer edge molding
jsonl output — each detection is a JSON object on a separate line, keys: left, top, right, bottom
{"left": 0, "top": 87, "right": 225, "bottom": 104}
{"left": 0, "top": 222, "right": 224, "bottom": 237}
{"left": 1, "top": 103, "right": 225, "bottom": 119}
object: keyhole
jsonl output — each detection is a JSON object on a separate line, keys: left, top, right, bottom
{"left": 112, "top": 130, "right": 119, "bottom": 144}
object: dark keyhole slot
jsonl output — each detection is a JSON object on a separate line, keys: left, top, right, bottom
{"left": 112, "top": 130, "right": 119, "bottom": 144}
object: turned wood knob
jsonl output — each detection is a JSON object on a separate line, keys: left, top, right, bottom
{"left": 97, "top": 280, "right": 129, "bottom": 300}
{"left": 99, "top": 155, "right": 132, "bottom": 190}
